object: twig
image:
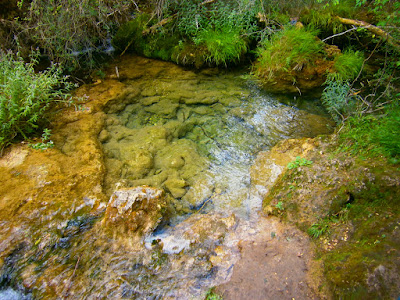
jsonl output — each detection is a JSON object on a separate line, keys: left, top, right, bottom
{"left": 322, "top": 26, "right": 357, "bottom": 42}
{"left": 63, "top": 254, "right": 82, "bottom": 298}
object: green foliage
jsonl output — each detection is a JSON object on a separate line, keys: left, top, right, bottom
{"left": 29, "top": 128, "right": 54, "bottom": 150}
{"left": 165, "top": 0, "right": 259, "bottom": 38}
{"left": 301, "top": 1, "right": 357, "bottom": 35}
{"left": 205, "top": 288, "right": 223, "bottom": 300}
{"left": 194, "top": 27, "right": 248, "bottom": 66}
{"left": 287, "top": 156, "right": 313, "bottom": 169}
{"left": 321, "top": 78, "right": 357, "bottom": 123}
{"left": 0, "top": 50, "right": 74, "bottom": 149}
{"left": 375, "top": 104, "right": 400, "bottom": 158}
{"left": 318, "top": 0, "right": 400, "bottom": 42}
{"left": 331, "top": 50, "right": 364, "bottom": 81}
{"left": 308, "top": 219, "right": 330, "bottom": 238}
{"left": 255, "top": 26, "right": 324, "bottom": 79}
{"left": 112, "top": 14, "right": 150, "bottom": 54}
{"left": 159, "top": 0, "right": 263, "bottom": 65}
{"left": 339, "top": 103, "right": 400, "bottom": 160}
{"left": 275, "top": 201, "right": 284, "bottom": 210}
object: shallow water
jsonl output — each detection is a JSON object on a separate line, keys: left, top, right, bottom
{"left": 0, "top": 56, "right": 333, "bottom": 299}
{"left": 101, "top": 65, "right": 333, "bottom": 220}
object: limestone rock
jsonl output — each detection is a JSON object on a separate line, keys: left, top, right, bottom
{"left": 103, "top": 186, "right": 167, "bottom": 235}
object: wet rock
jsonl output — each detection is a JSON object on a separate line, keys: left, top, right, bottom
{"left": 183, "top": 91, "right": 220, "bottom": 105}
{"left": 121, "top": 149, "right": 153, "bottom": 180}
{"left": 140, "top": 96, "right": 161, "bottom": 105}
{"left": 154, "top": 139, "right": 208, "bottom": 174}
{"left": 103, "top": 186, "right": 167, "bottom": 236}
{"left": 0, "top": 146, "right": 29, "bottom": 169}
{"left": 182, "top": 173, "right": 215, "bottom": 208}
{"left": 192, "top": 106, "right": 214, "bottom": 115}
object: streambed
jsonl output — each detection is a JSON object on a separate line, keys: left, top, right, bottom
{"left": 0, "top": 55, "right": 333, "bottom": 299}
{"left": 101, "top": 58, "right": 333, "bottom": 219}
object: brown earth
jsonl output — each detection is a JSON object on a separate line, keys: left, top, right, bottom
{"left": 216, "top": 217, "right": 324, "bottom": 300}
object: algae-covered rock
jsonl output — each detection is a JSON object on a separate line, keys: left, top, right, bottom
{"left": 121, "top": 149, "right": 153, "bottom": 180}
{"left": 144, "top": 98, "right": 179, "bottom": 118}
{"left": 103, "top": 186, "right": 167, "bottom": 235}
{"left": 163, "top": 177, "right": 187, "bottom": 198}
{"left": 154, "top": 139, "right": 208, "bottom": 172}
{"left": 182, "top": 173, "right": 215, "bottom": 208}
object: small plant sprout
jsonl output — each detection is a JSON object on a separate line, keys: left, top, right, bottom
{"left": 29, "top": 128, "right": 54, "bottom": 150}
{"left": 275, "top": 201, "right": 284, "bottom": 211}
{"left": 287, "top": 156, "right": 313, "bottom": 170}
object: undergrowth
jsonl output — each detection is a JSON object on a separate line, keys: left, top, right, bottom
{"left": 321, "top": 79, "right": 357, "bottom": 123}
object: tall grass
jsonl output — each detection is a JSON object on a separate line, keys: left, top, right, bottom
{"left": 339, "top": 103, "right": 400, "bottom": 161}
{"left": 332, "top": 50, "right": 364, "bottom": 81}
{"left": 255, "top": 26, "right": 324, "bottom": 79}
{"left": 195, "top": 27, "right": 248, "bottom": 66}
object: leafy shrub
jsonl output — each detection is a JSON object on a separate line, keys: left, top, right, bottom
{"left": 194, "top": 27, "right": 248, "bottom": 66}
{"left": 321, "top": 78, "right": 357, "bottom": 123}
{"left": 255, "top": 26, "right": 324, "bottom": 79}
{"left": 0, "top": 50, "right": 74, "bottom": 149}
{"left": 331, "top": 50, "right": 364, "bottom": 81}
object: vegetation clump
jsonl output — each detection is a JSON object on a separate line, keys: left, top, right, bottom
{"left": 0, "top": 50, "right": 74, "bottom": 150}
{"left": 331, "top": 49, "right": 364, "bottom": 81}
{"left": 255, "top": 26, "right": 324, "bottom": 79}
{"left": 195, "top": 27, "right": 248, "bottom": 66}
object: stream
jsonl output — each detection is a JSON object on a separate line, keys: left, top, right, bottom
{"left": 0, "top": 55, "right": 333, "bottom": 299}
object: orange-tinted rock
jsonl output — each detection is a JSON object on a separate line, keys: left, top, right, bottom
{"left": 103, "top": 186, "right": 167, "bottom": 235}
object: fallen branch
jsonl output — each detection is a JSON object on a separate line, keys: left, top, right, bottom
{"left": 322, "top": 26, "right": 358, "bottom": 42}
{"left": 336, "top": 16, "right": 400, "bottom": 51}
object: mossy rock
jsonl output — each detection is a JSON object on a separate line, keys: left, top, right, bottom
{"left": 171, "top": 41, "right": 208, "bottom": 69}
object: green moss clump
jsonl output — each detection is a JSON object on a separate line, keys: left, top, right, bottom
{"left": 194, "top": 27, "right": 248, "bottom": 66}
